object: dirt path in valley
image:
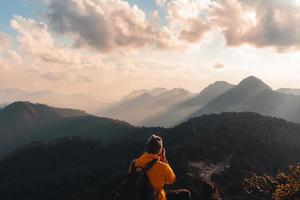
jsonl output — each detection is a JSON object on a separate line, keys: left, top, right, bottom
{"left": 189, "top": 153, "right": 233, "bottom": 187}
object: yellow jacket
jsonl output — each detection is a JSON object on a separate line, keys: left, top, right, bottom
{"left": 132, "top": 153, "right": 176, "bottom": 200}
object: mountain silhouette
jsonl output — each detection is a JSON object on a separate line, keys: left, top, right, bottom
{"left": 100, "top": 88, "right": 193, "bottom": 126}
{"left": 185, "top": 81, "right": 234, "bottom": 106}
{"left": 120, "top": 87, "right": 168, "bottom": 102}
{"left": 141, "top": 81, "right": 234, "bottom": 127}
{"left": 0, "top": 102, "right": 135, "bottom": 157}
{"left": 237, "top": 75, "right": 271, "bottom": 90}
{"left": 97, "top": 76, "right": 300, "bottom": 127}
{"left": 191, "top": 76, "right": 300, "bottom": 123}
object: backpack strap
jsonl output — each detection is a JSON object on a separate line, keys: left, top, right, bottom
{"left": 130, "top": 158, "right": 158, "bottom": 173}
{"left": 142, "top": 159, "right": 158, "bottom": 173}
{"left": 129, "top": 159, "right": 137, "bottom": 172}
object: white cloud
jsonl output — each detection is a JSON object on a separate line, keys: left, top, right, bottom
{"left": 165, "top": 0, "right": 211, "bottom": 43}
{"left": 45, "top": 0, "right": 176, "bottom": 52}
{"left": 211, "top": 0, "right": 300, "bottom": 52}
{"left": 11, "top": 15, "right": 82, "bottom": 65}
{"left": 0, "top": 32, "right": 23, "bottom": 69}
{"left": 0, "top": 32, "right": 11, "bottom": 51}
{"left": 155, "top": 0, "right": 300, "bottom": 52}
{"left": 10, "top": 15, "right": 119, "bottom": 71}
{"left": 0, "top": 15, "right": 123, "bottom": 88}
{"left": 156, "top": 0, "right": 168, "bottom": 6}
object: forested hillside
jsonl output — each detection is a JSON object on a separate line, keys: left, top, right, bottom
{"left": 0, "top": 102, "right": 135, "bottom": 157}
{"left": 0, "top": 112, "right": 299, "bottom": 200}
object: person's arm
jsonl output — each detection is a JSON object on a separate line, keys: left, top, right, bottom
{"left": 159, "top": 148, "right": 176, "bottom": 184}
{"left": 159, "top": 148, "right": 169, "bottom": 164}
{"left": 164, "top": 163, "right": 176, "bottom": 185}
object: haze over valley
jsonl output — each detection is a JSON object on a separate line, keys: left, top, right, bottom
{"left": 104, "top": 76, "right": 300, "bottom": 127}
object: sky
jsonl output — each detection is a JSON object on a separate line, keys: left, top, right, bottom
{"left": 1, "top": 0, "right": 300, "bottom": 102}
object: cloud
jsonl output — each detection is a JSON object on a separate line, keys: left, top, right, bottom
{"left": 40, "top": 71, "right": 93, "bottom": 82}
{"left": 156, "top": 0, "right": 168, "bottom": 6}
{"left": 0, "top": 32, "right": 11, "bottom": 51}
{"left": 211, "top": 0, "right": 300, "bottom": 52}
{"left": 11, "top": 15, "right": 82, "bottom": 65}
{"left": 10, "top": 15, "right": 118, "bottom": 70}
{"left": 45, "top": 0, "right": 176, "bottom": 52}
{"left": 179, "top": 18, "right": 210, "bottom": 43}
{"left": 0, "top": 32, "right": 23, "bottom": 69}
{"left": 43, "top": 0, "right": 214, "bottom": 52}
{"left": 39, "top": 72, "right": 66, "bottom": 81}
{"left": 72, "top": 74, "right": 93, "bottom": 82}
{"left": 2, "top": 15, "right": 123, "bottom": 87}
{"left": 166, "top": 0, "right": 211, "bottom": 43}
{"left": 213, "top": 62, "right": 225, "bottom": 69}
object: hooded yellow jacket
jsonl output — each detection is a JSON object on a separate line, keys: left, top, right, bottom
{"left": 131, "top": 153, "right": 176, "bottom": 200}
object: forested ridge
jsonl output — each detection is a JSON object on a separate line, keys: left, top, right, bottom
{"left": 0, "top": 112, "right": 299, "bottom": 200}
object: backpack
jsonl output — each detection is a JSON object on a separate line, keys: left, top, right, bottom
{"left": 117, "top": 159, "right": 158, "bottom": 200}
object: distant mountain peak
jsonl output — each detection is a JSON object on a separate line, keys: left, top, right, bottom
{"left": 2, "top": 101, "right": 87, "bottom": 120}
{"left": 198, "top": 81, "right": 234, "bottom": 96}
{"left": 164, "top": 88, "right": 191, "bottom": 96}
{"left": 2, "top": 101, "right": 39, "bottom": 120}
{"left": 151, "top": 87, "right": 167, "bottom": 91}
{"left": 121, "top": 87, "right": 168, "bottom": 102}
{"left": 138, "top": 92, "right": 152, "bottom": 98}
{"left": 149, "top": 87, "right": 168, "bottom": 96}
{"left": 4, "top": 101, "right": 35, "bottom": 112}
{"left": 239, "top": 76, "right": 264, "bottom": 84}
{"left": 205, "top": 81, "right": 233, "bottom": 90}
{"left": 120, "top": 89, "right": 148, "bottom": 102}
{"left": 213, "top": 81, "right": 232, "bottom": 85}
{"left": 238, "top": 76, "right": 271, "bottom": 90}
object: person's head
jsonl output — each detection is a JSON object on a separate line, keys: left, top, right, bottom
{"left": 145, "top": 134, "right": 163, "bottom": 154}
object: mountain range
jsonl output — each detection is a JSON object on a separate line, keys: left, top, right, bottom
{"left": 0, "top": 102, "right": 134, "bottom": 157}
{"left": 4, "top": 76, "right": 300, "bottom": 128}
{"left": 120, "top": 87, "right": 169, "bottom": 102}
{"left": 101, "top": 76, "right": 300, "bottom": 127}
{"left": 192, "top": 76, "right": 300, "bottom": 123}
{"left": 142, "top": 81, "right": 234, "bottom": 127}
{"left": 99, "top": 82, "right": 234, "bottom": 127}
{"left": 100, "top": 87, "right": 194, "bottom": 126}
